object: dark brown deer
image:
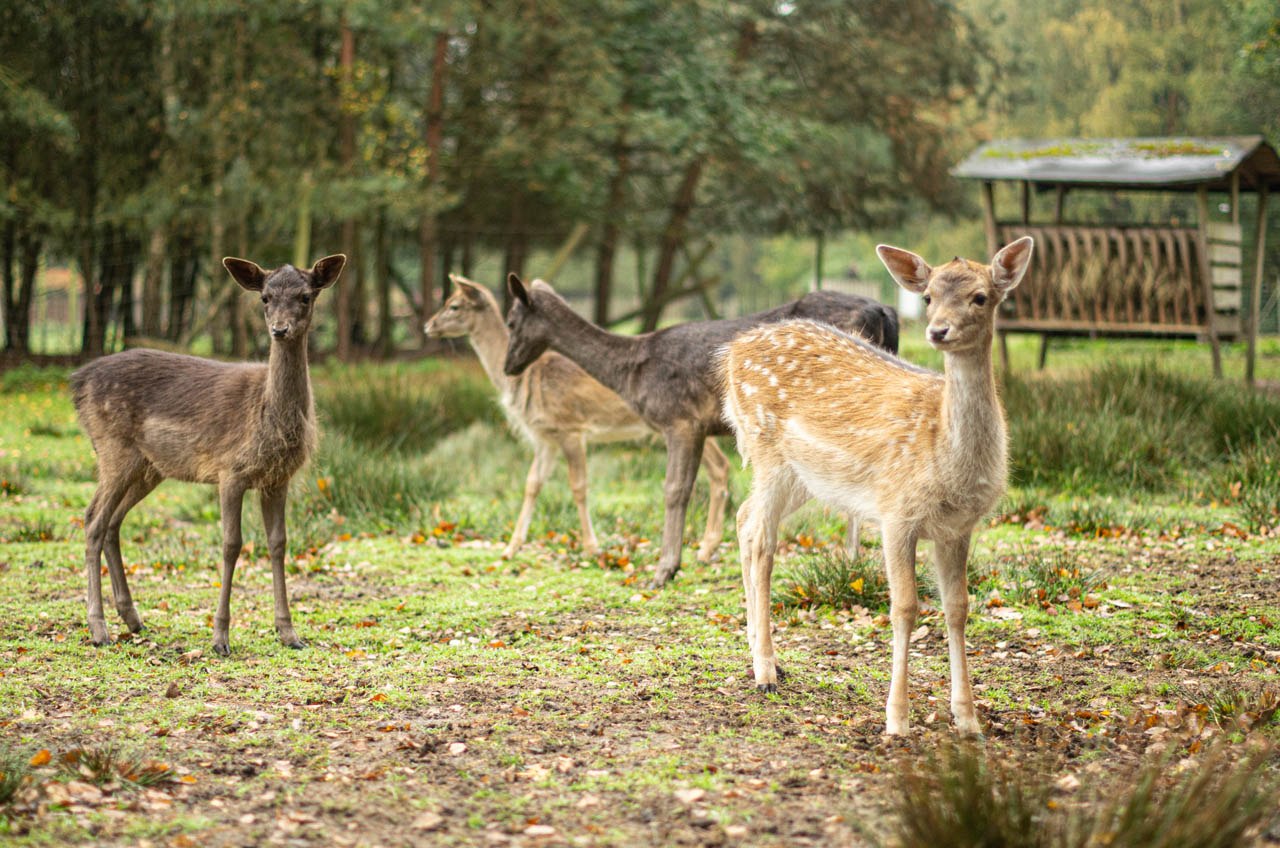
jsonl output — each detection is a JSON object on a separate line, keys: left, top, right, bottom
{"left": 70, "top": 254, "right": 345, "bottom": 656}
{"left": 503, "top": 275, "right": 898, "bottom": 588}
{"left": 425, "top": 275, "right": 730, "bottom": 560}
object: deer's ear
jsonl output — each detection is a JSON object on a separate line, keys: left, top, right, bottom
{"left": 310, "top": 254, "right": 346, "bottom": 290}
{"left": 223, "top": 257, "right": 267, "bottom": 292}
{"left": 451, "top": 275, "right": 486, "bottom": 302}
{"left": 508, "top": 273, "right": 532, "bottom": 309}
{"left": 991, "top": 236, "right": 1034, "bottom": 293}
{"left": 876, "top": 245, "right": 931, "bottom": 294}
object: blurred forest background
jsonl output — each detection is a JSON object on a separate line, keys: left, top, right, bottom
{"left": 1, "top": 0, "right": 1278, "bottom": 360}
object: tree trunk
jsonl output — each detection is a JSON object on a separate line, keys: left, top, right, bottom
{"left": 1, "top": 221, "right": 14, "bottom": 350}
{"left": 642, "top": 159, "right": 703, "bottom": 331}
{"left": 336, "top": 15, "right": 357, "bottom": 360}
{"left": 167, "top": 232, "right": 199, "bottom": 342}
{"left": 502, "top": 203, "right": 529, "bottom": 316}
{"left": 11, "top": 230, "right": 40, "bottom": 353}
{"left": 417, "top": 30, "right": 449, "bottom": 347}
{"left": 374, "top": 209, "right": 392, "bottom": 357}
{"left": 594, "top": 127, "right": 630, "bottom": 326}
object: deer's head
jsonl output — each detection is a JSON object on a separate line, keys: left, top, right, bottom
{"left": 876, "top": 237, "right": 1033, "bottom": 353}
{"left": 503, "top": 273, "right": 555, "bottom": 375}
{"left": 424, "top": 275, "right": 495, "bottom": 339}
{"left": 223, "top": 254, "right": 345, "bottom": 343}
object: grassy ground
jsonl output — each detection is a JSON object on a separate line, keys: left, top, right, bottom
{"left": 1, "top": 337, "right": 1279, "bottom": 847}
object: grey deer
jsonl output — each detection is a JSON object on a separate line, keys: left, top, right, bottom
{"left": 722, "top": 237, "right": 1034, "bottom": 735}
{"left": 71, "top": 254, "right": 345, "bottom": 655}
{"left": 425, "top": 275, "right": 730, "bottom": 559}
{"left": 503, "top": 275, "right": 899, "bottom": 588}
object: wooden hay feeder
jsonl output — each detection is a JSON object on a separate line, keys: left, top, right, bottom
{"left": 953, "top": 136, "right": 1280, "bottom": 383}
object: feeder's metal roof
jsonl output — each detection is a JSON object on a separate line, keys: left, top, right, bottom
{"left": 952, "top": 136, "right": 1280, "bottom": 192}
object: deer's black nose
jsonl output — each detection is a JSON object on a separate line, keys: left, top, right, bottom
{"left": 271, "top": 325, "right": 289, "bottom": 339}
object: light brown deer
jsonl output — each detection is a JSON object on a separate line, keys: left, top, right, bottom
{"left": 425, "top": 274, "right": 730, "bottom": 561}
{"left": 71, "top": 255, "right": 345, "bottom": 656}
{"left": 722, "top": 237, "right": 1034, "bottom": 735}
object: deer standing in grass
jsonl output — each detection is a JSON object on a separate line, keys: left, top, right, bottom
{"left": 504, "top": 275, "right": 899, "bottom": 588}
{"left": 722, "top": 237, "right": 1034, "bottom": 735}
{"left": 425, "top": 274, "right": 730, "bottom": 560}
{"left": 71, "top": 255, "right": 345, "bottom": 656}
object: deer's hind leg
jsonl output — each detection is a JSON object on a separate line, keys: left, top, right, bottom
{"left": 83, "top": 454, "right": 148, "bottom": 646}
{"left": 740, "top": 466, "right": 807, "bottom": 692}
{"left": 261, "top": 484, "right": 304, "bottom": 650}
{"left": 212, "top": 478, "right": 247, "bottom": 657}
{"left": 696, "top": 438, "right": 730, "bottom": 563}
{"left": 103, "top": 466, "right": 162, "bottom": 633}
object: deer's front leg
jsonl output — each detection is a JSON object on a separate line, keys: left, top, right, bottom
{"left": 560, "top": 434, "right": 599, "bottom": 554}
{"left": 935, "top": 534, "right": 980, "bottom": 735}
{"left": 262, "top": 485, "right": 304, "bottom": 650}
{"left": 213, "top": 479, "right": 247, "bottom": 657}
{"left": 650, "top": 429, "right": 705, "bottom": 588}
{"left": 882, "top": 521, "right": 919, "bottom": 735}
{"left": 505, "top": 441, "right": 556, "bottom": 558}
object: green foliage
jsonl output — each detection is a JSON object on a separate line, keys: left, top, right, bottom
{"left": 291, "top": 431, "right": 453, "bottom": 530}
{"left": 886, "top": 741, "right": 1278, "bottom": 848}
{"left": 0, "top": 365, "right": 68, "bottom": 394}
{"left": 1003, "top": 362, "right": 1280, "bottom": 498}
{"left": 314, "top": 364, "right": 500, "bottom": 454}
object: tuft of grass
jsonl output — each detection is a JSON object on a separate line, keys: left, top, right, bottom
{"left": 971, "top": 547, "right": 1107, "bottom": 610}
{"left": 884, "top": 741, "right": 1278, "bottom": 848}
{"left": 774, "top": 551, "right": 889, "bottom": 612}
{"left": 4, "top": 514, "right": 61, "bottom": 543}
{"left": 1216, "top": 439, "right": 1280, "bottom": 533}
{"left": 0, "top": 747, "right": 31, "bottom": 808}
{"left": 60, "top": 747, "right": 173, "bottom": 788}
{"left": 0, "top": 472, "right": 26, "bottom": 497}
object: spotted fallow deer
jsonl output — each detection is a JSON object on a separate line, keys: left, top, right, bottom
{"left": 722, "top": 237, "right": 1034, "bottom": 735}
{"left": 425, "top": 275, "right": 730, "bottom": 561}
{"left": 504, "top": 276, "right": 899, "bottom": 589}
{"left": 71, "top": 255, "right": 346, "bottom": 656}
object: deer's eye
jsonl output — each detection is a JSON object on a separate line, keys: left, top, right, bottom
{"left": 922, "top": 294, "right": 932, "bottom": 306}
{"left": 261, "top": 295, "right": 270, "bottom": 305}
{"left": 300, "top": 294, "right": 310, "bottom": 306}
{"left": 973, "top": 293, "right": 987, "bottom": 306}
{"left": 449, "top": 302, "right": 461, "bottom": 311}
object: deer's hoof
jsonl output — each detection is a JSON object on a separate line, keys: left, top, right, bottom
{"left": 90, "top": 635, "right": 112, "bottom": 648}
{"left": 757, "top": 683, "right": 778, "bottom": 695}
{"left": 283, "top": 638, "right": 307, "bottom": 650}
{"left": 213, "top": 642, "right": 231, "bottom": 658}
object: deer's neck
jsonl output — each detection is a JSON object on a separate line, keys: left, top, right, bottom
{"left": 938, "top": 346, "right": 1006, "bottom": 485}
{"left": 539, "top": 296, "right": 640, "bottom": 395}
{"left": 466, "top": 312, "right": 516, "bottom": 392}
{"left": 264, "top": 336, "right": 314, "bottom": 425}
